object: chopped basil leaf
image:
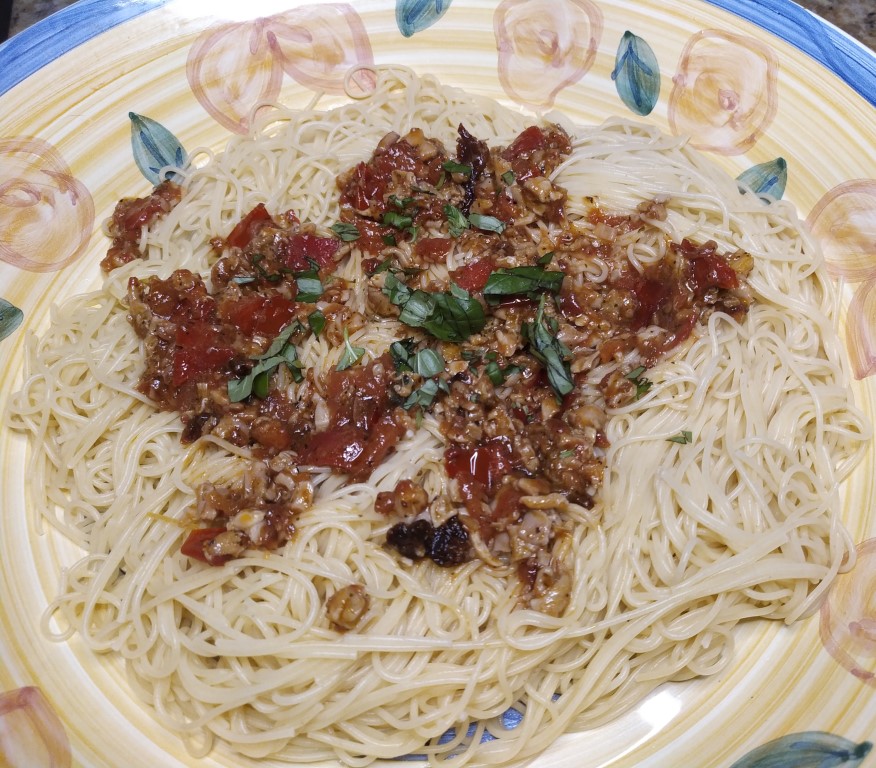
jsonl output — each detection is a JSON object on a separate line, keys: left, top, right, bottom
{"left": 501, "top": 170, "right": 516, "bottom": 186}
{"left": 558, "top": 448, "right": 576, "bottom": 458}
{"left": 371, "top": 257, "right": 394, "bottom": 274}
{"left": 388, "top": 194, "right": 415, "bottom": 209}
{"left": 667, "top": 430, "right": 693, "bottom": 444}
{"left": 383, "top": 274, "right": 485, "bottom": 342}
{"left": 485, "top": 361, "right": 505, "bottom": 385}
{"left": 330, "top": 222, "right": 360, "bottom": 242}
{"left": 483, "top": 265, "right": 563, "bottom": 302}
{"left": 231, "top": 275, "right": 257, "bottom": 285}
{"left": 537, "top": 251, "right": 554, "bottom": 265}
{"left": 442, "top": 159, "right": 472, "bottom": 175}
{"left": 522, "top": 295, "right": 574, "bottom": 399}
{"left": 295, "top": 273, "right": 323, "bottom": 303}
{"left": 390, "top": 340, "right": 445, "bottom": 377}
{"left": 444, "top": 204, "right": 469, "bottom": 237}
{"left": 625, "top": 366, "right": 652, "bottom": 399}
{"left": 403, "top": 378, "right": 450, "bottom": 410}
{"left": 336, "top": 328, "right": 366, "bottom": 371}
{"left": 228, "top": 322, "right": 305, "bottom": 402}
{"left": 412, "top": 348, "right": 445, "bottom": 378}
{"left": 382, "top": 211, "right": 413, "bottom": 230}
{"left": 468, "top": 213, "right": 506, "bottom": 234}
{"left": 307, "top": 309, "right": 326, "bottom": 337}
{"left": 382, "top": 234, "right": 397, "bottom": 247}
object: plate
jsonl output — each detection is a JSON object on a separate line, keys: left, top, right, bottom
{"left": 1, "top": 1, "right": 876, "bottom": 766}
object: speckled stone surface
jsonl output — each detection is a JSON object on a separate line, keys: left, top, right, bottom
{"left": 6, "top": 0, "right": 876, "bottom": 51}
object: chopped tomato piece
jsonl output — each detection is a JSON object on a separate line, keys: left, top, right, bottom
{"left": 445, "top": 437, "right": 516, "bottom": 494}
{"left": 451, "top": 258, "right": 493, "bottom": 292}
{"left": 180, "top": 527, "right": 231, "bottom": 566}
{"left": 689, "top": 254, "right": 739, "bottom": 291}
{"left": 414, "top": 237, "right": 452, "bottom": 264}
{"left": 219, "top": 294, "right": 297, "bottom": 337}
{"left": 277, "top": 233, "right": 340, "bottom": 271}
{"left": 226, "top": 203, "right": 274, "bottom": 249}
{"left": 172, "top": 322, "right": 234, "bottom": 386}
{"left": 503, "top": 126, "right": 547, "bottom": 159}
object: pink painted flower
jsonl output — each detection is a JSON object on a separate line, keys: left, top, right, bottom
{"left": 843, "top": 280, "right": 876, "bottom": 379}
{"left": 267, "top": 4, "right": 375, "bottom": 97}
{"left": 0, "top": 138, "right": 94, "bottom": 272}
{"left": 0, "top": 686, "right": 71, "bottom": 768}
{"left": 669, "top": 30, "right": 778, "bottom": 154}
{"left": 186, "top": 19, "right": 283, "bottom": 135}
{"left": 187, "top": 4, "right": 374, "bottom": 135}
{"left": 807, "top": 180, "right": 876, "bottom": 284}
{"left": 821, "top": 538, "right": 876, "bottom": 684}
{"left": 494, "top": 0, "right": 603, "bottom": 108}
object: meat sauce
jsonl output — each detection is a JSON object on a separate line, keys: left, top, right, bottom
{"left": 108, "top": 123, "right": 753, "bottom": 615}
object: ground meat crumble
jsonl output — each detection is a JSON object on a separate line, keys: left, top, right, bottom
{"left": 107, "top": 123, "right": 753, "bottom": 617}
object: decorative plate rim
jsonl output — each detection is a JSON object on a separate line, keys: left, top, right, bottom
{"left": 0, "top": 0, "right": 875, "bottom": 106}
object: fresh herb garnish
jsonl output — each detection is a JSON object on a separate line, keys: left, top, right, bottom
{"left": 444, "top": 204, "right": 470, "bottom": 237}
{"left": 307, "top": 309, "right": 325, "bottom": 337}
{"left": 485, "top": 361, "right": 521, "bottom": 385}
{"left": 230, "top": 275, "right": 257, "bottom": 285}
{"left": 468, "top": 213, "right": 506, "bottom": 234}
{"left": 667, "top": 431, "right": 693, "bottom": 444}
{"left": 250, "top": 253, "right": 285, "bottom": 284}
{"left": 442, "top": 159, "right": 472, "bottom": 176}
{"left": 330, "top": 222, "right": 360, "bottom": 242}
{"left": 382, "top": 211, "right": 414, "bottom": 230}
{"left": 390, "top": 340, "right": 446, "bottom": 377}
{"left": 558, "top": 448, "right": 576, "bottom": 458}
{"left": 537, "top": 251, "right": 554, "bottom": 266}
{"left": 383, "top": 274, "right": 486, "bottom": 343}
{"left": 382, "top": 234, "right": 397, "bottom": 247}
{"left": 482, "top": 265, "right": 563, "bottom": 302}
{"left": 228, "top": 322, "right": 305, "bottom": 402}
{"left": 295, "top": 270, "right": 323, "bottom": 302}
{"left": 501, "top": 170, "right": 516, "bottom": 186}
{"left": 336, "top": 328, "right": 365, "bottom": 371}
{"left": 625, "top": 366, "right": 653, "bottom": 399}
{"left": 388, "top": 194, "right": 416, "bottom": 209}
{"left": 522, "top": 295, "right": 574, "bottom": 399}
{"left": 403, "top": 377, "right": 450, "bottom": 410}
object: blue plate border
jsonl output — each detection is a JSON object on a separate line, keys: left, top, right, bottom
{"left": 705, "top": 0, "right": 876, "bottom": 107}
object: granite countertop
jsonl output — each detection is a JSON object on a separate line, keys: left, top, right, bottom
{"left": 5, "top": 0, "right": 876, "bottom": 50}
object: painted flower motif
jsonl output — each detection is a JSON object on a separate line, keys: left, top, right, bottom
{"left": 267, "top": 5, "right": 375, "bottom": 97}
{"left": 396, "top": 0, "right": 454, "bottom": 37}
{"left": 0, "top": 137, "right": 94, "bottom": 272}
{"left": 186, "top": 19, "right": 283, "bottom": 135}
{"left": 0, "top": 686, "right": 71, "bottom": 768}
{"left": 807, "top": 181, "right": 876, "bottom": 378}
{"left": 187, "top": 4, "right": 374, "bottom": 135}
{"left": 821, "top": 537, "right": 876, "bottom": 682}
{"left": 494, "top": 0, "right": 603, "bottom": 108}
{"left": 668, "top": 30, "right": 778, "bottom": 155}
{"left": 807, "top": 180, "right": 876, "bottom": 283}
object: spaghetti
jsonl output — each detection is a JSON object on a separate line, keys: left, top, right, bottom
{"left": 6, "top": 67, "right": 869, "bottom": 766}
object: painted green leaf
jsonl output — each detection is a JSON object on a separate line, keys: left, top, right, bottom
{"left": 129, "top": 112, "right": 188, "bottom": 185}
{"left": 737, "top": 158, "right": 788, "bottom": 200}
{"left": 0, "top": 298, "right": 23, "bottom": 341}
{"left": 611, "top": 31, "right": 660, "bottom": 116}
{"left": 396, "top": 0, "right": 453, "bottom": 37}
{"left": 730, "top": 732, "right": 872, "bottom": 768}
